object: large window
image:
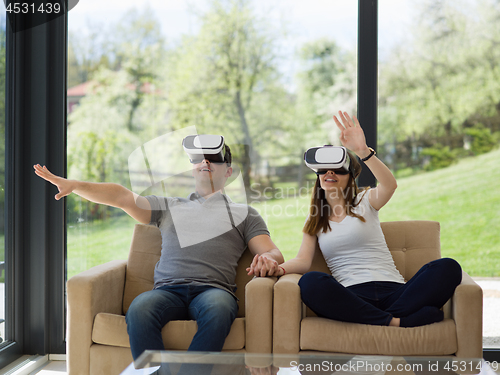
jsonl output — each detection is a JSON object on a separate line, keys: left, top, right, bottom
{"left": 378, "top": 0, "right": 500, "bottom": 349}
{"left": 64, "top": 0, "right": 498, "bottom": 359}
{"left": 66, "top": 0, "right": 359, "bottom": 273}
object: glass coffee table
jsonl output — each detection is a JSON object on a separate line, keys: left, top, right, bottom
{"left": 120, "top": 351, "right": 499, "bottom": 375}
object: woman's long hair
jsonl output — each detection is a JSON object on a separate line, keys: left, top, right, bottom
{"left": 303, "top": 151, "right": 367, "bottom": 236}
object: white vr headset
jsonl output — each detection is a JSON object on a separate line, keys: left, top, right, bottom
{"left": 304, "top": 146, "right": 351, "bottom": 175}
{"left": 182, "top": 134, "right": 228, "bottom": 164}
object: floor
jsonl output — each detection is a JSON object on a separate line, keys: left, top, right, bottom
{"left": 31, "top": 361, "right": 67, "bottom": 375}
{"left": 476, "top": 278, "right": 500, "bottom": 348}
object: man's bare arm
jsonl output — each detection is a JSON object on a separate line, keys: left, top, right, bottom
{"left": 33, "top": 164, "right": 151, "bottom": 224}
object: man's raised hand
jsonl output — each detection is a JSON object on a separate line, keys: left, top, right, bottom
{"left": 33, "top": 164, "right": 74, "bottom": 200}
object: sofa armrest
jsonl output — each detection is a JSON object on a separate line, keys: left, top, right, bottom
{"left": 272, "top": 274, "right": 303, "bottom": 354}
{"left": 67, "top": 259, "right": 127, "bottom": 375}
{"left": 452, "top": 271, "right": 483, "bottom": 358}
{"left": 245, "top": 276, "right": 277, "bottom": 353}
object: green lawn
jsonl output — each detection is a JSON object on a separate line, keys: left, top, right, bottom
{"left": 67, "top": 148, "right": 500, "bottom": 277}
{"left": 251, "top": 196, "right": 309, "bottom": 259}
{"left": 67, "top": 215, "right": 136, "bottom": 278}
{"left": 378, "top": 148, "right": 500, "bottom": 276}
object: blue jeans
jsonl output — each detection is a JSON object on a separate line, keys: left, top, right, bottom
{"left": 125, "top": 284, "right": 238, "bottom": 360}
{"left": 299, "top": 258, "right": 462, "bottom": 326}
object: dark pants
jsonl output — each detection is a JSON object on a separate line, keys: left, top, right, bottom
{"left": 299, "top": 258, "right": 462, "bottom": 326}
{"left": 126, "top": 285, "right": 238, "bottom": 360}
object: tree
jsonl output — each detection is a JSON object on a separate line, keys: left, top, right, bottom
{"left": 288, "top": 38, "right": 356, "bottom": 185}
{"left": 67, "top": 10, "right": 168, "bottom": 221}
{"left": 379, "top": 0, "right": 470, "bottom": 140}
{"left": 294, "top": 38, "right": 356, "bottom": 140}
{"left": 110, "top": 8, "right": 167, "bottom": 132}
{"left": 378, "top": 0, "right": 500, "bottom": 170}
{"left": 68, "top": 22, "right": 114, "bottom": 88}
{"left": 68, "top": 68, "right": 140, "bottom": 191}
{"left": 165, "top": 0, "right": 288, "bottom": 193}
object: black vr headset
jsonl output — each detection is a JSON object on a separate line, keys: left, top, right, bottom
{"left": 304, "top": 145, "right": 352, "bottom": 175}
{"left": 182, "top": 135, "right": 229, "bottom": 164}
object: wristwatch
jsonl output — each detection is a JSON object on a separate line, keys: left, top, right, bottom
{"left": 360, "top": 147, "right": 376, "bottom": 162}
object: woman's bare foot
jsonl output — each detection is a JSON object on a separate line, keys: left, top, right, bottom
{"left": 389, "top": 317, "right": 400, "bottom": 327}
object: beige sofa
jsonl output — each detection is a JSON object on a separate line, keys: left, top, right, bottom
{"left": 67, "top": 224, "right": 277, "bottom": 375}
{"left": 273, "top": 221, "right": 483, "bottom": 358}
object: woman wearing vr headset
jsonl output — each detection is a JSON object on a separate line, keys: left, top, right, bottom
{"left": 250, "top": 111, "right": 462, "bottom": 328}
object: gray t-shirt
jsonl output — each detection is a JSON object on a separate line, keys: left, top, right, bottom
{"left": 146, "top": 192, "right": 270, "bottom": 295}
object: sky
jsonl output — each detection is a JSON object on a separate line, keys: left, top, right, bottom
{"left": 67, "top": 0, "right": 415, "bottom": 91}
{"left": 68, "top": 0, "right": 413, "bottom": 54}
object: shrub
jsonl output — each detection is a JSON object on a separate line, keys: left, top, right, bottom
{"left": 421, "top": 144, "right": 457, "bottom": 171}
{"left": 464, "top": 123, "right": 498, "bottom": 155}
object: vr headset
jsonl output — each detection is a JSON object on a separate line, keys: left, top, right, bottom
{"left": 182, "top": 135, "right": 228, "bottom": 164}
{"left": 304, "top": 145, "right": 351, "bottom": 175}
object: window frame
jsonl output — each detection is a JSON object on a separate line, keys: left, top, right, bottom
{"left": 0, "top": 0, "right": 67, "bottom": 367}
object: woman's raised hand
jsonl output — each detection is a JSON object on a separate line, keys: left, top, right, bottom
{"left": 33, "top": 164, "right": 75, "bottom": 200}
{"left": 333, "top": 111, "right": 368, "bottom": 154}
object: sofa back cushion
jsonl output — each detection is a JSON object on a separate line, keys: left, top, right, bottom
{"left": 381, "top": 220, "right": 441, "bottom": 281}
{"left": 122, "top": 224, "right": 253, "bottom": 317}
{"left": 309, "top": 220, "right": 442, "bottom": 281}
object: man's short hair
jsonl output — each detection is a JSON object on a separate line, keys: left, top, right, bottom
{"left": 224, "top": 144, "right": 232, "bottom": 166}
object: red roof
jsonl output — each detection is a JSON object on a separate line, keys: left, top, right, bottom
{"left": 67, "top": 81, "right": 91, "bottom": 97}
{"left": 67, "top": 81, "right": 158, "bottom": 97}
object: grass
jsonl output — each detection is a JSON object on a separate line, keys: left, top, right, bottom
{"left": 67, "top": 215, "right": 136, "bottom": 279}
{"left": 378, "top": 148, "right": 500, "bottom": 276}
{"left": 66, "top": 148, "right": 500, "bottom": 277}
{"left": 251, "top": 196, "right": 310, "bottom": 259}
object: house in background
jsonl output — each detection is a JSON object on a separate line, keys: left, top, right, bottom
{"left": 67, "top": 81, "right": 91, "bottom": 115}
{"left": 67, "top": 80, "right": 158, "bottom": 118}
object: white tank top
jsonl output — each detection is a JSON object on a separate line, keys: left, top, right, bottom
{"left": 317, "top": 189, "right": 404, "bottom": 287}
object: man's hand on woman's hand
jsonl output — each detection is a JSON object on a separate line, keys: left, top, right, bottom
{"left": 33, "top": 164, "right": 75, "bottom": 200}
{"left": 246, "top": 254, "right": 280, "bottom": 277}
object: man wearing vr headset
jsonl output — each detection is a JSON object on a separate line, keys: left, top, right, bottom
{"left": 33, "top": 134, "right": 283, "bottom": 362}
{"left": 258, "top": 111, "right": 462, "bottom": 329}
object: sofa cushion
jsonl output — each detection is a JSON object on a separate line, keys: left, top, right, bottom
{"left": 300, "top": 317, "right": 457, "bottom": 356}
{"left": 92, "top": 313, "right": 246, "bottom": 350}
